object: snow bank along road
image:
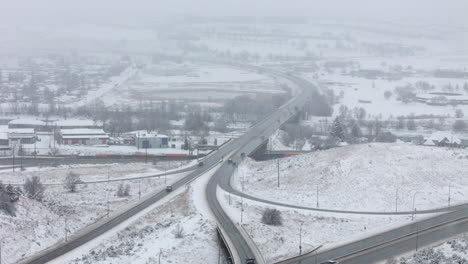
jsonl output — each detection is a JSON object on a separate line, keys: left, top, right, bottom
{"left": 18, "top": 65, "right": 312, "bottom": 264}
{"left": 277, "top": 208, "right": 468, "bottom": 264}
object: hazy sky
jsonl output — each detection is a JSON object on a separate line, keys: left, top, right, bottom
{"left": 2, "top": 0, "right": 467, "bottom": 25}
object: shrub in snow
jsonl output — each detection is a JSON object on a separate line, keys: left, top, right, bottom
{"left": 173, "top": 224, "right": 185, "bottom": 238}
{"left": 0, "top": 189, "right": 16, "bottom": 217}
{"left": 261, "top": 208, "right": 283, "bottom": 226}
{"left": 64, "top": 172, "right": 83, "bottom": 193}
{"left": 384, "top": 91, "right": 392, "bottom": 100}
{"left": 116, "top": 183, "right": 130, "bottom": 197}
{"left": 375, "top": 132, "right": 397, "bottom": 143}
{"left": 453, "top": 120, "right": 467, "bottom": 132}
{"left": 24, "top": 176, "right": 46, "bottom": 201}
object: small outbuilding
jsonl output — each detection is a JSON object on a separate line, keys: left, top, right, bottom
{"left": 134, "top": 131, "right": 169, "bottom": 149}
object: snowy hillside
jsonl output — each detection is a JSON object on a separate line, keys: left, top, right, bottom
{"left": 0, "top": 161, "right": 190, "bottom": 264}
{"left": 232, "top": 143, "right": 468, "bottom": 212}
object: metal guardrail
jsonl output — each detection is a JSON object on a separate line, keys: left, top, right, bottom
{"left": 238, "top": 223, "right": 266, "bottom": 264}
{"left": 216, "top": 225, "right": 237, "bottom": 264}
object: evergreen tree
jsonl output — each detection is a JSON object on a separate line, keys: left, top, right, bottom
{"left": 330, "top": 117, "right": 345, "bottom": 141}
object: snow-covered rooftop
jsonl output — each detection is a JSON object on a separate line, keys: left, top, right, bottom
{"left": 8, "top": 128, "right": 35, "bottom": 134}
{"left": 55, "top": 119, "right": 100, "bottom": 127}
{"left": 60, "top": 129, "right": 107, "bottom": 135}
{"left": 0, "top": 132, "right": 8, "bottom": 140}
{"left": 426, "top": 131, "right": 463, "bottom": 144}
{"left": 8, "top": 119, "right": 45, "bottom": 126}
{"left": 131, "top": 130, "right": 169, "bottom": 138}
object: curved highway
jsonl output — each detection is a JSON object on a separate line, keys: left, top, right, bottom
{"left": 19, "top": 65, "right": 311, "bottom": 264}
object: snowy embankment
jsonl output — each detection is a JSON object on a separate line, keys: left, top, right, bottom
{"left": 391, "top": 233, "right": 468, "bottom": 263}
{"left": 45, "top": 163, "right": 224, "bottom": 264}
{"left": 218, "top": 188, "right": 412, "bottom": 263}
{"left": 232, "top": 143, "right": 468, "bottom": 212}
{"left": 0, "top": 161, "right": 189, "bottom": 264}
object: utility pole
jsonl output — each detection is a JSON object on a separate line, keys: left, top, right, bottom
{"left": 158, "top": 249, "right": 162, "bottom": 264}
{"left": 277, "top": 159, "right": 280, "bottom": 188}
{"left": 0, "top": 241, "right": 2, "bottom": 264}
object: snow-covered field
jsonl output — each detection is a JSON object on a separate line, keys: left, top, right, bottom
{"left": 0, "top": 161, "right": 190, "bottom": 264}
{"left": 218, "top": 188, "right": 412, "bottom": 263}
{"left": 232, "top": 143, "right": 468, "bottom": 212}
{"left": 103, "top": 62, "right": 283, "bottom": 107}
{"left": 316, "top": 72, "right": 468, "bottom": 119}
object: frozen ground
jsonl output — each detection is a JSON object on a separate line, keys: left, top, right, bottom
{"left": 0, "top": 161, "right": 190, "bottom": 264}
{"left": 232, "top": 143, "right": 468, "bottom": 212}
{"left": 218, "top": 188, "right": 413, "bottom": 263}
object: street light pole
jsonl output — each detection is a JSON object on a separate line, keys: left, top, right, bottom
{"left": 412, "top": 192, "right": 419, "bottom": 221}
{"left": 316, "top": 185, "right": 319, "bottom": 208}
{"left": 64, "top": 217, "right": 68, "bottom": 242}
{"left": 139, "top": 179, "right": 141, "bottom": 200}
{"left": 277, "top": 159, "right": 280, "bottom": 188}
{"left": 415, "top": 208, "right": 419, "bottom": 251}
{"left": 158, "top": 249, "right": 162, "bottom": 264}
{"left": 448, "top": 183, "right": 451, "bottom": 207}
{"left": 107, "top": 168, "right": 110, "bottom": 218}
{"left": 299, "top": 221, "right": 303, "bottom": 255}
{"left": 395, "top": 188, "right": 399, "bottom": 212}
{"left": 240, "top": 197, "right": 244, "bottom": 223}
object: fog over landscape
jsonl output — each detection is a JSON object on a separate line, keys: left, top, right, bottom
{"left": 0, "top": 1, "right": 467, "bottom": 264}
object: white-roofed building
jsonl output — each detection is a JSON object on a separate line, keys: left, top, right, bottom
{"left": 132, "top": 130, "right": 169, "bottom": 149}
{"left": 424, "top": 132, "right": 463, "bottom": 147}
{"left": 8, "top": 119, "right": 46, "bottom": 130}
{"left": 0, "top": 132, "right": 8, "bottom": 146}
{"left": 59, "top": 129, "right": 109, "bottom": 145}
{"left": 55, "top": 119, "right": 102, "bottom": 130}
{"left": 8, "top": 128, "right": 37, "bottom": 144}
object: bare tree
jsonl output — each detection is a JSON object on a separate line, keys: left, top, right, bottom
{"left": 24, "top": 176, "right": 46, "bottom": 201}
{"left": 116, "top": 183, "right": 131, "bottom": 197}
{"left": 64, "top": 172, "right": 83, "bottom": 193}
